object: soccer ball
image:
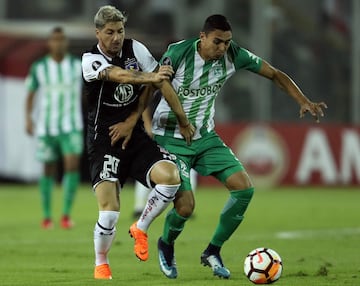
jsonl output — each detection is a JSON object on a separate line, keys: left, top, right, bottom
{"left": 244, "top": 247, "right": 283, "bottom": 284}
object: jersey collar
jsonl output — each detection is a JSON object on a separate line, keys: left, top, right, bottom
{"left": 97, "top": 44, "right": 123, "bottom": 61}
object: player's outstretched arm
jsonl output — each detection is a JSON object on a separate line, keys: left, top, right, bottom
{"left": 258, "top": 60, "right": 327, "bottom": 122}
{"left": 99, "top": 65, "right": 173, "bottom": 85}
{"left": 154, "top": 79, "right": 195, "bottom": 145}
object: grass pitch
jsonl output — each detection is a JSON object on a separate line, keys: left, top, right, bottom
{"left": 0, "top": 183, "right": 359, "bottom": 285}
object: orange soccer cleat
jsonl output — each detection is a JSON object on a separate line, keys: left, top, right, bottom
{"left": 129, "top": 222, "right": 149, "bottom": 261}
{"left": 94, "top": 263, "right": 112, "bottom": 280}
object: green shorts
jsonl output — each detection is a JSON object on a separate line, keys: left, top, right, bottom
{"left": 36, "top": 131, "right": 84, "bottom": 162}
{"left": 154, "top": 131, "right": 244, "bottom": 191}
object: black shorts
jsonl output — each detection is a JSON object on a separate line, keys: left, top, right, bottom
{"left": 87, "top": 129, "right": 176, "bottom": 189}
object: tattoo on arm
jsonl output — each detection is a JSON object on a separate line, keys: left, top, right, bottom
{"left": 98, "top": 66, "right": 114, "bottom": 81}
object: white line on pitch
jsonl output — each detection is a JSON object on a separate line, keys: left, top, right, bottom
{"left": 275, "top": 227, "right": 360, "bottom": 239}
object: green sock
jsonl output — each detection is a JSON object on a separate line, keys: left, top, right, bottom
{"left": 210, "top": 188, "right": 254, "bottom": 247}
{"left": 62, "top": 172, "right": 79, "bottom": 216}
{"left": 39, "top": 176, "right": 54, "bottom": 219}
{"left": 162, "top": 208, "right": 188, "bottom": 245}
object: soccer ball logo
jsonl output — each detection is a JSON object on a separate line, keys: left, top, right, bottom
{"left": 244, "top": 247, "right": 283, "bottom": 284}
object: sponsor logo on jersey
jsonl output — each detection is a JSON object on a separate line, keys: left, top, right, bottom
{"left": 162, "top": 56, "right": 172, "bottom": 66}
{"left": 92, "top": 61, "right": 102, "bottom": 71}
{"left": 125, "top": 58, "right": 139, "bottom": 70}
{"left": 114, "top": 84, "right": 134, "bottom": 105}
{"left": 177, "top": 82, "right": 223, "bottom": 98}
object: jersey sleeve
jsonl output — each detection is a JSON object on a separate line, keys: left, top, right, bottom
{"left": 132, "top": 40, "right": 158, "bottom": 72}
{"left": 230, "top": 42, "right": 263, "bottom": 73}
{"left": 25, "top": 62, "right": 39, "bottom": 92}
{"left": 159, "top": 40, "right": 187, "bottom": 72}
{"left": 82, "top": 52, "right": 112, "bottom": 82}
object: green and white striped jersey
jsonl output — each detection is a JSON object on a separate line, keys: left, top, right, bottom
{"left": 152, "top": 38, "right": 262, "bottom": 140}
{"left": 26, "top": 54, "right": 83, "bottom": 136}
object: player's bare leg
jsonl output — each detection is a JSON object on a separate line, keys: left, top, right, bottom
{"left": 129, "top": 161, "right": 180, "bottom": 261}
{"left": 40, "top": 162, "right": 57, "bottom": 229}
{"left": 93, "top": 181, "right": 120, "bottom": 280}
{"left": 61, "top": 154, "right": 80, "bottom": 229}
{"left": 201, "top": 171, "right": 254, "bottom": 279}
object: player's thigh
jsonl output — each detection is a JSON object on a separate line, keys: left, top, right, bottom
{"left": 174, "top": 154, "right": 194, "bottom": 192}
{"left": 154, "top": 135, "right": 195, "bottom": 192}
{"left": 60, "top": 131, "right": 84, "bottom": 171}
{"left": 36, "top": 135, "right": 60, "bottom": 163}
{"left": 225, "top": 170, "right": 253, "bottom": 190}
{"left": 195, "top": 132, "right": 245, "bottom": 187}
{"left": 130, "top": 134, "right": 179, "bottom": 187}
{"left": 87, "top": 137, "right": 122, "bottom": 194}
{"left": 60, "top": 131, "right": 84, "bottom": 156}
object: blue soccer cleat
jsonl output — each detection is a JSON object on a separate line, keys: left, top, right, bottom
{"left": 201, "top": 252, "right": 231, "bottom": 279}
{"left": 157, "top": 238, "right": 177, "bottom": 279}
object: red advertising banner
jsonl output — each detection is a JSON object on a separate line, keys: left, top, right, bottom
{"left": 198, "top": 123, "right": 360, "bottom": 186}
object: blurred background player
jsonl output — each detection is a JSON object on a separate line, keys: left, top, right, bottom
{"left": 153, "top": 14, "right": 327, "bottom": 279}
{"left": 25, "top": 27, "right": 83, "bottom": 229}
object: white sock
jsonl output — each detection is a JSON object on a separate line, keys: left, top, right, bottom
{"left": 94, "top": 210, "right": 120, "bottom": 266}
{"left": 134, "top": 181, "right": 150, "bottom": 212}
{"left": 136, "top": 184, "right": 180, "bottom": 232}
{"left": 190, "top": 169, "right": 198, "bottom": 192}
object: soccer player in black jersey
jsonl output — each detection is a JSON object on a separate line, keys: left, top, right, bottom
{"left": 82, "top": 6, "right": 194, "bottom": 279}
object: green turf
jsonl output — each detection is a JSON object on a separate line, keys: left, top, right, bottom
{"left": 0, "top": 184, "right": 359, "bottom": 285}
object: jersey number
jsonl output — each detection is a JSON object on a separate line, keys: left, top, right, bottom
{"left": 100, "top": 154, "right": 120, "bottom": 179}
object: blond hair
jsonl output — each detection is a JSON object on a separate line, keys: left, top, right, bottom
{"left": 94, "top": 5, "right": 127, "bottom": 29}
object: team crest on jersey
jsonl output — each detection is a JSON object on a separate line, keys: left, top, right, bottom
{"left": 212, "top": 62, "right": 223, "bottom": 78}
{"left": 114, "top": 84, "right": 135, "bottom": 105}
{"left": 125, "top": 58, "right": 139, "bottom": 70}
{"left": 92, "top": 61, "right": 102, "bottom": 71}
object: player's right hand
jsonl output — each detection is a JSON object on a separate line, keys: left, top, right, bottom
{"left": 153, "top": 65, "right": 174, "bottom": 83}
{"left": 179, "top": 122, "right": 195, "bottom": 145}
{"left": 299, "top": 100, "right": 328, "bottom": 123}
{"left": 26, "top": 119, "right": 33, "bottom": 136}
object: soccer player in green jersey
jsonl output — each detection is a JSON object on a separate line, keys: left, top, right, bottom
{"left": 25, "top": 27, "right": 84, "bottom": 229}
{"left": 152, "top": 15, "right": 327, "bottom": 279}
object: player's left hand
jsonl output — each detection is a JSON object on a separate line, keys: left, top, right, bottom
{"left": 299, "top": 100, "right": 328, "bottom": 123}
{"left": 109, "top": 122, "right": 134, "bottom": 149}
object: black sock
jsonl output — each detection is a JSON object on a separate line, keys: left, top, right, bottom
{"left": 159, "top": 238, "right": 174, "bottom": 265}
{"left": 204, "top": 243, "right": 221, "bottom": 255}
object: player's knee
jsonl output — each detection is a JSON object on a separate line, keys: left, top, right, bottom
{"left": 151, "top": 162, "right": 180, "bottom": 185}
{"left": 176, "top": 203, "right": 194, "bottom": 218}
{"left": 225, "top": 171, "right": 253, "bottom": 190}
{"left": 63, "top": 155, "right": 80, "bottom": 172}
{"left": 98, "top": 200, "right": 119, "bottom": 211}
{"left": 95, "top": 182, "right": 120, "bottom": 211}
